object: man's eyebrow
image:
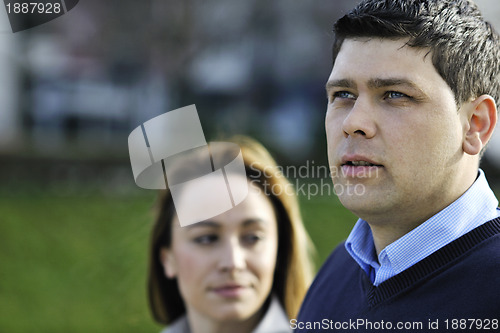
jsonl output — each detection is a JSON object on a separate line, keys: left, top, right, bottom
{"left": 325, "top": 77, "right": 426, "bottom": 95}
{"left": 325, "top": 79, "right": 357, "bottom": 91}
{"left": 367, "top": 77, "right": 424, "bottom": 93}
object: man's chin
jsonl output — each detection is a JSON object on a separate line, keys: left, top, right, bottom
{"left": 338, "top": 192, "right": 383, "bottom": 215}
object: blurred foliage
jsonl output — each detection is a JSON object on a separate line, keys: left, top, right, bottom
{"left": 0, "top": 192, "right": 158, "bottom": 332}
{"left": 0, "top": 188, "right": 355, "bottom": 332}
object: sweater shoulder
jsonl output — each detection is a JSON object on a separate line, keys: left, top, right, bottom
{"left": 297, "top": 242, "right": 365, "bottom": 321}
{"left": 368, "top": 218, "right": 500, "bottom": 318}
{"left": 306, "top": 242, "right": 357, "bottom": 290}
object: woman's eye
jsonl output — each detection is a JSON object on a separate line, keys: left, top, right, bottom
{"left": 386, "top": 91, "right": 410, "bottom": 99}
{"left": 242, "top": 234, "right": 262, "bottom": 245}
{"left": 193, "top": 234, "right": 218, "bottom": 245}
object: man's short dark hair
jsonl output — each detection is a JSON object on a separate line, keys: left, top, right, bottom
{"left": 332, "top": 0, "right": 500, "bottom": 109}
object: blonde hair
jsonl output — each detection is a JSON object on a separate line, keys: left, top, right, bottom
{"left": 147, "top": 136, "right": 315, "bottom": 323}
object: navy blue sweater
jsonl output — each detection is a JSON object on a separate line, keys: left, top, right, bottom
{"left": 295, "top": 219, "right": 500, "bottom": 332}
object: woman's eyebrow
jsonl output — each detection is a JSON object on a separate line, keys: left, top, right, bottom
{"left": 242, "top": 218, "right": 268, "bottom": 227}
{"left": 184, "top": 218, "right": 268, "bottom": 229}
{"left": 185, "top": 221, "right": 220, "bottom": 229}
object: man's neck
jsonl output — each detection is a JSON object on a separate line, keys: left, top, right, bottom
{"left": 370, "top": 223, "right": 418, "bottom": 255}
{"left": 368, "top": 169, "right": 479, "bottom": 255}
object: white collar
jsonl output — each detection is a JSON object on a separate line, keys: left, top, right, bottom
{"left": 161, "top": 295, "right": 290, "bottom": 333}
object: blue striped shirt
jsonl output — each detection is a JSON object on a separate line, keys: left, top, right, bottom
{"left": 345, "top": 169, "right": 500, "bottom": 286}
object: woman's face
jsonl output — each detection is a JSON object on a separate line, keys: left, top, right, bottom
{"left": 161, "top": 179, "right": 279, "bottom": 323}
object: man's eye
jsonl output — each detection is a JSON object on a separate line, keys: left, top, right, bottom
{"left": 193, "top": 234, "right": 218, "bottom": 245}
{"left": 386, "top": 91, "right": 410, "bottom": 99}
{"left": 332, "top": 91, "right": 356, "bottom": 100}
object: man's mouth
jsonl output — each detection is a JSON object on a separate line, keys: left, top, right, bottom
{"left": 344, "top": 160, "right": 380, "bottom": 167}
{"left": 340, "top": 156, "right": 383, "bottom": 178}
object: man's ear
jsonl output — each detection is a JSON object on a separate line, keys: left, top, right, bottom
{"left": 463, "top": 95, "right": 498, "bottom": 156}
{"left": 160, "top": 247, "right": 177, "bottom": 279}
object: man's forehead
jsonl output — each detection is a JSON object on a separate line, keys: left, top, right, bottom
{"left": 330, "top": 37, "right": 435, "bottom": 82}
{"left": 334, "top": 37, "right": 432, "bottom": 65}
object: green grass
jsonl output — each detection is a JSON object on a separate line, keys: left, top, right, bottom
{"left": 0, "top": 189, "right": 354, "bottom": 332}
{"left": 299, "top": 195, "right": 357, "bottom": 265}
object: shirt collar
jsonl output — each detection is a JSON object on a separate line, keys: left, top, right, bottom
{"left": 345, "top": 219, "right": 379, "bottom": 277}
{"left": 162, "top": 295, "right": 289, "bottom": 333}
{"left": 252, "top": 295, "right": 290, "bottom": 332}
{"left": 345, "top": 169, "right": 499, "bottom": 285}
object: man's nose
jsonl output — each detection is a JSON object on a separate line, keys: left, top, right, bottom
{"left": 340, "top": 98, "right": 377, "bottom": 139}
{"left": 218, "top": 238, "right": 246, "bottom": 272}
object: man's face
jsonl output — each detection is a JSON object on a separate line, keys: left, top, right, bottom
{"left": 326, "top": 38, "right": 472, "bottom": 227}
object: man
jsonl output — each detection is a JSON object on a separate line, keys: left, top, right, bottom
{"left": 295, "top": 0, "right": 500, "bottom": 331}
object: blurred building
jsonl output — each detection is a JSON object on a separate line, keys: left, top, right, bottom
{"left": 0, "top": 0, "right": 499, "bottom": 190}
{"left": 0, "top": 0, "right": 358, "bottom": 163}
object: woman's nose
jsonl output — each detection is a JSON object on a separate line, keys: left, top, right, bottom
{"left": 218, "top": 238, "right": 246, "bottom": 272}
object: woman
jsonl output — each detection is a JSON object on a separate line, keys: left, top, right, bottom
{"left": 148, "top": 136, "right": 315, "bottom": 333}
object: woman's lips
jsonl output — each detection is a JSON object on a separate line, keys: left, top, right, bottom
{"left": 211, "top": 285, "right": 249, "bottom": 298}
